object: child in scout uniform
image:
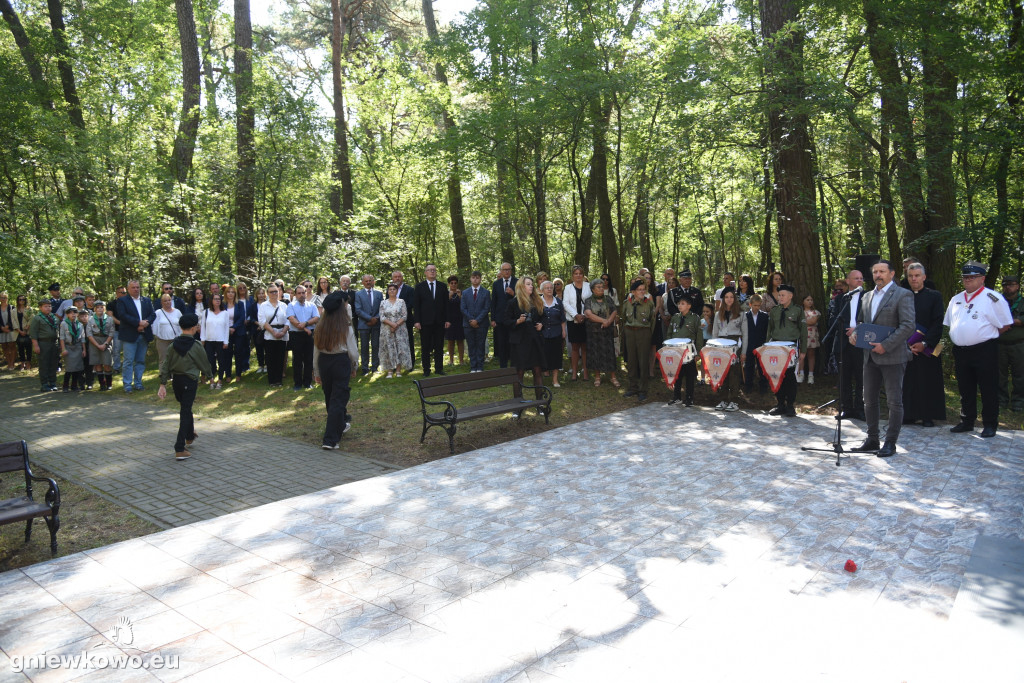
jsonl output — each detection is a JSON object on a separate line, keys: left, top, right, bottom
{"left": 59, "top": 306, "right": 87, "bottom": 392}
{"left": 667, "top": 293, "right": 704, "bottom": 406}
{"left": 29, "top": 298, "right": 60, "bottom": 391}
{"left": 622, "top": 279, "right": 657, "bottom": 401}
{"left": 766, "top": 284, "right": 807, "bottom": 417}
{"left": 157, "top": 314, "right": 213, "bottom": 461}
{"left": 86, "top": 300, "right": 114, "bottom": 391}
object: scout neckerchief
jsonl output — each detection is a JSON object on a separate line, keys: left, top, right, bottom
{"left": 68, "top": 318, "right": 81, "bottom": 344}
{"left": 93, "top": 313, "right": 107, "bottom": 336}
{"left": 37, "top": 311, "right": 58, "bottom": 332}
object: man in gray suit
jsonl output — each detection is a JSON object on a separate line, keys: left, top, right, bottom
{"left": 354, "top": 274, "right": 382, "bottom": 375}
{"left": 851, "top": 260, "right": 915, "bottom": 457}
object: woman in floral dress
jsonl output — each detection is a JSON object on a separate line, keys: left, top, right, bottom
{"left": 379, "top": 283, "right": 412, "bottom": 377}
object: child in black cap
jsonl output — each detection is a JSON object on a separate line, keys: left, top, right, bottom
{"left": 157, "top": 313, "right": 212, "bottom": 461}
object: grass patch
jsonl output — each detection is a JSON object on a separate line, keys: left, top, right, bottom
{"left": 0, "top": 464, "right": 161, "bottom": 572}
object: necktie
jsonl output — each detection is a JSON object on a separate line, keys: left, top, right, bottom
{"left": 504, "top": 280, "right": 509, "bottom": 291}
{"left": 473, "top": 288, "right": 478, "bottom": 300}
{"left": 430, "top": 282, "right": 434, "bottom": 297}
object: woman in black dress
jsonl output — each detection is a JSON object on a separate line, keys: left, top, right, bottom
{"left": 539, "top": 280, "right": 565, "bottom": 386}
{"left": 444, "top": 275, "right": 465, "bottom": 367}
{"left": 505, "top": 276, "right": 546, "bottom": 396}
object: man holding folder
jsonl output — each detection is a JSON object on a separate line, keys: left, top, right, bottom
{"left": 851, "top": 260, "right": 915, "bottom": 457}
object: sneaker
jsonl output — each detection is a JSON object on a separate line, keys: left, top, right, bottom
{"left": 321, "top": 442, "right": 340, "bottom": 450}
{"left": 386, "top": 372, "right": 393, "bottom": 379}
{"left": 175, "top": 450, "right": 192, "bottom": 461}
{"left": 684, "top": 398, "right": 694, "bottom": 407}
{"left": 343, "top": 422, "right": 352, "bottom": 434}
{"left": 667, "top": 398, "right": 681, "bottom": 406}
{"left": 715, "top": 401, "right": 726, "bottom": 410}
{"left": 807, "top": 373, "right": 814, "bottom": 385}
{"left": 724, "top": 402, "right": 739, "bottom": 412}
{"left": 186, "top": 434, "right": 197, "bottom": 446}
{"left": 795, "top": 371, "right": 804, "bottom": 383}
{"left": 768, "top": 405, "right": 785, "bottom": 416}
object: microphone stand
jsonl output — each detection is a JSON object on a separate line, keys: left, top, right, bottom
{"left": 801, "top": 291, "right": 874, "bottom": 465}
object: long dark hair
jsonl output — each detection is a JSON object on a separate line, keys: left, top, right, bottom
{"left": 314, "top": 298, "right": 352, "bottom": 350}
{"left": 717, "top": 290, "right": 741, "bottom": 321}
{"left": 738, "top": 275, "right": 755, "bottom": 295}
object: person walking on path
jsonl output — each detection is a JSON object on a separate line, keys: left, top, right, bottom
{"left": 314, "top": 291, "right": 358, "bottom": 450}
{"left": 157, "top": 314, "right": 212, "bottom": 461}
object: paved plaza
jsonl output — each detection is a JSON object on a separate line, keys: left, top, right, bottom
{"left": 0, "top": 376, "right": 398, "bottom": 527}
{"left": 2, "top": 399, "right": 1023, "bottom": 681}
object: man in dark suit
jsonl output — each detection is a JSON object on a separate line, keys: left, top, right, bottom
{"left": 115, "top": 279, "right": 156, "bottom": 393}
{"left": 851, "top": 260, "right": 915, "bottom": 457}
{"left": 391, "top": 270, "right": 416, "bottom": 366}
{"left": 832, "top": 269, "right": 866, "bottom": 421}
{"left": 461, "top": 270, "right": 491, "bottom": 372}
{"left": 413, "top": 266, "right": 450, "bottom": 376}
{"left": 161, "top": 283, "right": 188, "bottom": 314}
{"left": 414, "top": 264, "right": 449, "bottom": 376}
{"left": 743, "top": 294, "right": 770, "bottom": 393}
{"left": 490, "top": 262, "right": 517, "bottom": 368}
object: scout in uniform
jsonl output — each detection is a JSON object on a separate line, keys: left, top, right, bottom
{"left": 667, "top": 293, "right": 704, "bottom": 406}
{"left": 944, "top": 261, "right": 1014, "bottom": 436}
{"left": 29, "top": 298, "right": 60, "bottom": 391}
{"left": 59, "top": 306, "right": 87, "bottom": 392}
{"left": 622, "top": 279, "right": 657, "bottom": 401}
{"left": 998, "top": 274, "right": 1024, "bottom": 412}
{"left": 766, "top": 284, "right": 807, "bottom": 417}
{"left": 157, "top": 313, "right": 213, "bottom": 461}
{"left": 87, "top": 300, "right": 115, "bottom": 391}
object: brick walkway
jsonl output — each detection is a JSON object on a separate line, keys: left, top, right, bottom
{"left": 0, "top": 375, "right": 399, "bottom": 528}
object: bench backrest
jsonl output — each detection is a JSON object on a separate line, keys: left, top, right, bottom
{"left": 0, "top": 441, "right": 28, "bottom": 475}
{"left": 415, "top": 367, "right": 522, "bottom": 399}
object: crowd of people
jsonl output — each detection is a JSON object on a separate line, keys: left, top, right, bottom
{"left": 1, "top": 256, "right": 1021, "bottom": 460}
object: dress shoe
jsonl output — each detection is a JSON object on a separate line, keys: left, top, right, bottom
{"left": 949, "top": 422, "right": 974, "bottom": 433}
{"left": 921, "top": 420, "right": 935, "bottom": 428}
{"left": 784, "top": 405, "right": 797, "bottom": 417}
{"left": 876, "top": 442, "right": 897, "bottom": 457}
{"left": 623, "top": 390, "right": 637, "bottom": 398}
{"left": 851, "top": 439, "right": 880, "bottom": 452}
{"left": 980, "top": 426, "right": 997, "bottom": 438}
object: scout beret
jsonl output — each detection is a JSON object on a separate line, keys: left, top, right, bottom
{"left": 322, "top": 290, "right": 347, "bottom": 314}
{"left": 677, "top": 293, "right": 694, "bottom": 305}
{"left": 48, "top": 283, "right": 60, "bottom": 291}
{"left": 38, "top": 298, "right": 51, "bottom": 306}
{"left": 961, "top": 261, "right": 987, "bottom": 277}
{"left": 778, "top": 284, "right": 795, "bottom": 293}
{"left": 94, "top": 300, "right": 105, "bottom": 307}
{"left": 65, "top": 306, "right": 78, "bottom": 314}
{"left": 179, "top": 313, "right": 199, "bottom": 329}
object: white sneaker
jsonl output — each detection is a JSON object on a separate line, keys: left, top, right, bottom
{"left": 807, "top": 373, "right": 814, "bottom": 385}
{"left": 386, "top": 372, "right": 393, "bottom": 378}
{"left": 715, "top": 401, "right": 727, "bottom": 410}
{"left": 796, "top": 371, "right": 804, "bottom": 383}
{"left": 724, "top": 402, "right": 739, "bottom": 412}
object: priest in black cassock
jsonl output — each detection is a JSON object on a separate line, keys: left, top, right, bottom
{"left": 901, "top": 262, "right": 947, "bottom": 426}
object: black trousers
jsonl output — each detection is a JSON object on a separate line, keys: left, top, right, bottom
{"left": 420, "top": 323, "right": 445, "bottom": 373}
{"left": 37, "top": 341, "right": 58, "bottom": 387}
{"left": 493, "top": 323, "right": 511, "bottom": 368}
{"left": 291, "top": 332, "right": 314, "bottom": 387}
{"left": 673, "top": 361, "right": 697, "bottom": 400}
{"left": 264, "top": 338, "right": 287, "bottom": 384}
{"left": 233, "top": 331, "right": 251, "bottom": 375}
{"left": 840, "top": 341, "right": 864, "bottom": 413}
{"left": 172, "top": 374, "right": 198, "bottom": 452}
{"left": 253, "top": 329, "right": 266, "bottom": 367}
{"left": 744, "top": 353, "right": 768, "bottom": 392}
{"left": 777, "top": 366, "right": 797, "bottom": 406}
{"left": 17, "top": 336, "right": 33, "bottom": 362}
{"left": 953, "top": 339, "right": 1000, "bottom": 428}
{"left": 320, "top": 352, "right": 352, "bottom": 446}
{"left": 205, "top": 341, "right": 231, "bottom": 380}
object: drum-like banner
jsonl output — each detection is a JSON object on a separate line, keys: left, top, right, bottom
{"left": 700, "top": 346, "right": 736, "bottom": 392}
{"left": 657, "top": 345, "right": 693, "bottom": 388}
{"left": 754, "top": 344, "right": 798, "bottom": 394}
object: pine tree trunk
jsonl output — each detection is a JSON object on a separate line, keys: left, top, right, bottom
{"left": 168, "top": 0, "right": 201, "bottom": 279}
{"left": 329, "top": 0, "right": 354, "bottom": 234}
{"left": 233, "top": 0, "right": 256, "bottom": 275}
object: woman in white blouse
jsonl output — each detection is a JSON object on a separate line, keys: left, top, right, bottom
{"left": 200, "top": 293, "right": 231, "bottom": 389}
{"left": 153, "top": 294, "right": 183, "bottom": 364}
{"left": 258, "top": 284, "right": 290, "bottom": 387}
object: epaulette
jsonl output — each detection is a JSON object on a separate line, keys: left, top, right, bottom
{"left": 988, "top": 292, "right": 1000, "bottom": 302}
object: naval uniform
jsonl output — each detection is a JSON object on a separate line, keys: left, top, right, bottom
{"left": 766, "top": 303, "right": 808, "bottom": 413}
{"left": 944, "top": 287, "right": 1013, "bottom": 430}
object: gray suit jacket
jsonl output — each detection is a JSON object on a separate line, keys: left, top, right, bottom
{"left": 860, "top": 284, "right": 914, "bottom": 365}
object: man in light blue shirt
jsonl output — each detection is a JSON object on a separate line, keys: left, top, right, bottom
{"left": 286, "top": 285, "right": 320, "bottom": 390}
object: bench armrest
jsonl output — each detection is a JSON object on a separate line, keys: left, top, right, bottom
{"left": 25, "top": 461, "right": 61, "bottom": 511}
{"left": 520, "top": 383, "right": 553, "bottom": 404}
{"left": 420, "top": 397, "right": 458, "bottom": 423}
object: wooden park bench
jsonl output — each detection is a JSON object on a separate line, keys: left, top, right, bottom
{"left": 0, "top": 440, "right": 61, "bottom": 555}
{"left": 414, "top": 367, "right": 553, "bottom": 454}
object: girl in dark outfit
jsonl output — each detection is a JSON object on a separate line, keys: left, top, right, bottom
{"left": 505, "top": 277, "right": 546, "bottom": 398}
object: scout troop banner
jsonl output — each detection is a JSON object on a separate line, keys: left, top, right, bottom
{"left": 699, "top": 346, "right": 736, "bottom": 392}
{"left": 656, "top": 342, "right": 695, "bottom": 388}
{"left": 754, "top": 343, "right": 798, "bottom": 394}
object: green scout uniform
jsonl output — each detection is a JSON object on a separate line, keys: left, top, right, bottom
{"left": 767, "top": 303, "right": 807, "bottom": 410}
{"left": 29, "top": 312, "right": 60, "bottom": 390}
{"left": 999, "top": 291, "right": 1024, "bottom": 410}
{"left": 622, "top": 294, "right": 657, "bottom": 394}
{"left": 160, "top": 334, "right": 213, "bottom": 455}
{"left": 668, "top": 311, "right": 704, "bottom": 401}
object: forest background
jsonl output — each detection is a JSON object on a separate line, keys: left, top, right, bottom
{"left": 1, "top": 0, "right": 1021, "bottom": 307}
